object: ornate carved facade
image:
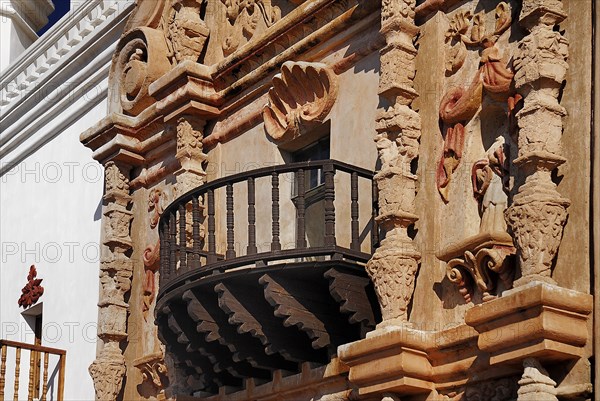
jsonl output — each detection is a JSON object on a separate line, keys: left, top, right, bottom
{"left": 80, "top": 0, "right": 596, "bottom": 400}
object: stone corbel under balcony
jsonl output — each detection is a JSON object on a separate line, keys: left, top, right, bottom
{"left": 465, "top": 282, "right": 593, "bottom": 366}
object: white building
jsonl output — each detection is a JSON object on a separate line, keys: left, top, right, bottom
{"left": 0, "top": 1, "right": 133, "bottom": 399}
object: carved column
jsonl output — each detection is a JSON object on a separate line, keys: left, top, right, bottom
{"left": 366, "top": 0, "right": 421, "bottom": 327}
{"left": 174, "top": 115, "right": 208, "bottom": 195}
{"left": 89, "top": 161, "right": 133, "bottom": 401}
{"left": 505, "top": 0, "right": 570, "bottom": 287}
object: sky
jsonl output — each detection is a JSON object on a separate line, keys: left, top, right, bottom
{"left": 37, "top": 0, "right": 71, "bottom": 36}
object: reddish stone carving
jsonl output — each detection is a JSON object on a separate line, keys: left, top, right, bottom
{"left": 18, "top": 265, "right": 44, "bottom": 308}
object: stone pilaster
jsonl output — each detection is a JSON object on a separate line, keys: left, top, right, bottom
{"left": 89, "top": 161, "right": 133, "bottom": 401}
{"left": 367, "top": 0, "right": 421, "bottom": 327}
{"left": 505, "top": 0, "right": 570, "bottom": 287}
{"left": 174, "top": 115, "right": 208, "bottom": 195}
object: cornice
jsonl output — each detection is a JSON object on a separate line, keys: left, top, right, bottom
{"left": 80, "top": 0, "right": 382, "bottom": 166}
{"left": 0, "top": 0, "right": 135, "bottom": 114}
{"left": 0, "top": 0, "right": 135, "bottom": 177}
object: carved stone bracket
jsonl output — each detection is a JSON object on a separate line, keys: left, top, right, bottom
{"left": 441, "top": 232, "right": 515, "bottom": 303}
{"left": 134, "top": 352, "right": 169, "bottom": 392}
{"left": 439, "top": 137, "right": 516, "bottom": 302}
{"left": 90, "top": 161, "right": 133, "bottom": 401}
{"left": 505, "top": 0, "right": 570, "bottom": 287}
{"left": 263, "top": 61, "right": 338, "bottom": 145}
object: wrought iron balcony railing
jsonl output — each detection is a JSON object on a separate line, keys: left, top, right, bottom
{"left": 158, "top": 159, "right": 378, "bottom": 296}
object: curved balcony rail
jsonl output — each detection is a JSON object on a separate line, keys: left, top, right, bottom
{"left": 158, "top": 159, "right": 378, "bottom": 297}
{"left": 155, "top": 159, "right": 381, "bottom": 393}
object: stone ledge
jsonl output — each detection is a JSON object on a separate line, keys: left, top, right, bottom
{"left": 465, "top": 282, "right": 592, "bottom": 365}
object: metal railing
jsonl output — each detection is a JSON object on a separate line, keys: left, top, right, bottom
{"left": 158, "top": 159, "right": 377, "bottom": 296}
{"left": 0, "top": 339, "right": 66, "bottom": 401}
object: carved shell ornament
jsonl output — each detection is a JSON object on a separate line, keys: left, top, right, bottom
{"left": 263, "top": 62, "right": 338, "bottom": 144}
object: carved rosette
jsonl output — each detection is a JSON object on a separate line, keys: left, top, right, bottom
{"left": 134, "top": 352, "right": 168, "bottom": 392}
{"left": 368, "top": 0, "right": 421, "bottom": 327}
{"left": 505, "top": 0, "right": 570, "bottom": 287}
{"left": 263, "top": 61, "right": 338, "bottom": 144}
{"left": 90, "top": 161, "right": 133, "bottom": 401}
{"left": 175, "top": 115, "right": 208, "bottom": 195}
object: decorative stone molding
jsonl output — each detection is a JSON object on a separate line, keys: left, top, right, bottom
{"left": 220, "top": 0, "right": 281, "bottom": 57}
{"left": 263, "top": 61, "right": 338, "bottom": 145}
{"left": 174, "top": 115, "right": 208, "bottom": 195}
{"left": 0, "top": 1, "right": 133, "bottom": 110}
{"left": 517, "top": 358, "right": 558, "bottom": 401}
{"left": 367, "top": 0, "right": 422, "bottom": 328}
{"left": 90, "top": 161, "right": 133, "bottom": 401}
{"left": 465, "top": 282, "right": 592, "bottom": 365}
{"left": 505, "top": 0, "right": 570, "bottom": 287}
{"left": 17, "top": 265, "right": 44, "bottom": 308}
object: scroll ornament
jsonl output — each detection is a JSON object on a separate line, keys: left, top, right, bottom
{"left": 263, "top": 61, "right": 338, "bottom": 144}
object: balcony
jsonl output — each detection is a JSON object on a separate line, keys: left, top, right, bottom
{"left": 0, "top": 339, "right": 66, "bottom": 401}
{"left": 155, "top": 159, "right": 381, "bottom": 394}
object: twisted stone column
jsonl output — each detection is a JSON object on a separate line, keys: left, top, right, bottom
{"left": 89, "top": 161, "right": 133, "bottom": 401}
{"left": 366, "top": 0, "right": 421, "bottom": 327}
{"left": 505, "top": 0, "right": 570, "bottom": 287}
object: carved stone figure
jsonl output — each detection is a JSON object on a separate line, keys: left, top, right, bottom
{"left": 505, "top": 0, "right": 571, "bottom": 287}
{"left": 142, "top": 188, "right": 166, "bottom": 321}
{"left": 263, "top": 61, "right": 338, "bottom": 145}
{"left": 18, "top": 265, "right": 44, "bottom": 308}
{"left": 221, "top": 0, "right": 281, "bottom": 56}
{"left": 166, "top": 0, "right": 210, "bottom": 63}
{"left": 175, "top": 116, "right": 208, "bottom": 195}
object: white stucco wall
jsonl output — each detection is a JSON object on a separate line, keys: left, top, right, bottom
{"left": 0, "top": 101, "right": 105, "bottom": 401}
{"left": 0, "top": 1, "right": 134, "bottom": 399}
